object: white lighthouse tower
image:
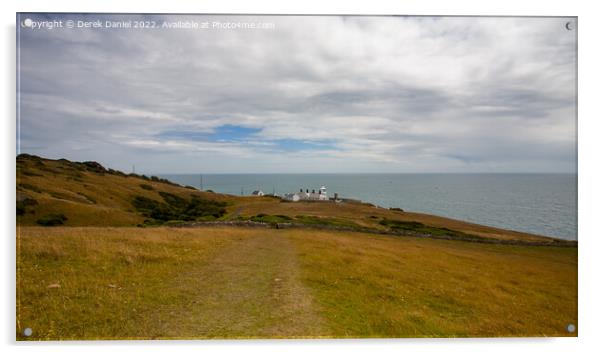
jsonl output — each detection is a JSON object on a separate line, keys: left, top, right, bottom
{"left": 318, "top": 185, "right": 328, "bottom": 200}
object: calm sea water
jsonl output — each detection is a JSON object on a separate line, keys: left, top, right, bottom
{"left": 160, "top": 174, "right": 577, "bottom": 240}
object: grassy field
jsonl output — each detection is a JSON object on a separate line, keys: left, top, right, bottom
{"left": 17, "top": 226, "right": 577, "bottom": 339}
{"left": 16, "top": 155, "right": 578, "bottom": 339}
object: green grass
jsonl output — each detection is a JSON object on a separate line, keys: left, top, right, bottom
{"left": 249, "top": 214, "right": 294, "bottom": 224}
{"left": 244, "top": 214, "right": 363, "bottom": 230}
{"left": 293, "top": 215, "right": 362, "bottom": 229}
{"left": 379, "top": 218, "right": 488, "bottom": 241}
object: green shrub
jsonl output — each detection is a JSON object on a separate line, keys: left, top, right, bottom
{"left": 159, "top": 192, "right": 187, "bottom": 208}
{"left": 250, "top": 214, "right": 293, "bottom": 224}
{"left": 36, "top": 214, "right": 67, "bottom": 226}
{"left": 378, "top": 219, "right": 485, "bottom": 240}
{"left": 131, "top": 193, "right": 227, "bottom": 223}
{"left": 140, "top": 184, "right": 154, "bottom": 191}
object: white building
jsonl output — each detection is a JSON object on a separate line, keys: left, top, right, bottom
{"left": 251, "top": 189, "right": 265, "bottom": 196}
{"left": 283, "top": 193, "right": 301, "bottom": 201}
{"left": 283, "top": 186, "right": 328, "bottom": 202}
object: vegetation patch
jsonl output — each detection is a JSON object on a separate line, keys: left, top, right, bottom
{"left": 36, "top": 214, "right": 68, "bottom": 226}
{"left": 139, "top": 184, "right": 154, "bottom": 191}
{"left": 294, "top": 215, "right": 362, "bottom": 229}
{"left": 132, "top": 193, "right": 227, "bottom": 224}
{"left": 379, "top": 219, "right": 486, "bottom": 241}
{"left": 243, "top": 214, "right": 363, "bottom": 229}
{"left": 77, "top": 161, "right": 107, "bottom": 174}
{"left": 250, "top": 214, "right": 294, "bottom": 224}
{"left": 17, "top": 195, "right": 38, "bottom": 216}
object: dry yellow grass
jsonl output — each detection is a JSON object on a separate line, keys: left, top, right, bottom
{"left": 16, "top": 155, "right": 234, "bottom": 226}
{"left": 17, "top": 226, "right": 577, "bottom": 339}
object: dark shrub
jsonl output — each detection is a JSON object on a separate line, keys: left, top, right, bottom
{"left": 37, "top": 214, "right": 67, "bottom": 226}
{"left": 108, "top": 168, "right": 126, "bottom": 177}
{"left": 79, "top": 161, "right": 107, "bottom": 174}
{"left": 131, "top": 193, "right": 226, "bottom": 224}
{"left": 16, "top": 195, "right": 38, "bottom": 216}
{"left": 20, "top": 170, "right": 43, "bottom": 177}
{"left": 140, "top": 184, "right": 154, "bottom": 191}
{"left": 132, "top": 196, "right": 162, "bottom": 211}
{"left": 159, "top": 192, "right": 187, "bottom": 208}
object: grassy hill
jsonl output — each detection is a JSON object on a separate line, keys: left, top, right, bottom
{"left": 16, "top": 155, "right": 577, "bottom": 339}
{"left": 16, "top": 154, "right": 574, "bottom": 245}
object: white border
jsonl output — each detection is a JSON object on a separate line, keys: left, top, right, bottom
{"left": 3, "top": 1, "right": 601, "bottom": 354}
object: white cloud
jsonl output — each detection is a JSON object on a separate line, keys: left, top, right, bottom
{"left": 18, "top": 15, "right": 576, "bottom": 173}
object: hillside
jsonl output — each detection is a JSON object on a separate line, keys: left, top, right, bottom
{"left": 16, "top": 155, "right": 578, "bottom": 339}
{"left": 16, "top": 154, "right": 574, "bottom": 245}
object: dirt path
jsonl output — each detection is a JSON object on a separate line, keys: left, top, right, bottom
{"left": 157, "top": 230, "right": 326, "bottom": 338}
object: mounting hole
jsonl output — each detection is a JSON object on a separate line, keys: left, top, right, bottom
{"left": 23, "top": 327, "right": 32, "bottom": 337}
{"left": 566, "top": 323, "right": 576, "bottom": 333}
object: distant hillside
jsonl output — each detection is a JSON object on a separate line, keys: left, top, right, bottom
{"left": 16, "top": 154, "right": 235, "bottom": 227}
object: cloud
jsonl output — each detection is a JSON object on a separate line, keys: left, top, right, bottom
{"left": 17, "top": 14, "right": 576, "bottom": 173}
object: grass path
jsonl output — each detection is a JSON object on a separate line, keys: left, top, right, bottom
{"left": 17, "top": 227, "right": 576, "bottom": 339}
{"left": 149, "top": 231, "right": 326, "bottom": 338}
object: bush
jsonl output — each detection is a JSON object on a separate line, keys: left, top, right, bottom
{"left": 16, "top": 196, "right": 38, "bottom": 215}
{"left": 159, "top": 192, "right": 187, "bottom": 208}
{"left": 36, "top": 214, "right": 67, "bottom": 226}
{"left": 250, "top": 214, "right": 293, "bottom": 224}
{"left": 131, "top": 193, "right": 227, "bottom": 224}
{"left": 140, "top": 184, "right": 154, "bottom": 191}
{"left": 78, "top": 161, "right": 107, "bottom": 174}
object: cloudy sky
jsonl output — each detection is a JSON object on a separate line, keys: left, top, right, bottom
{"left": 17, "top": 14, "right": 576, "bottom": 173}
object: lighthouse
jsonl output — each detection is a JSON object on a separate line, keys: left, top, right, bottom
{"left": 318, "top": 186, "right": 328, "bottom": 200}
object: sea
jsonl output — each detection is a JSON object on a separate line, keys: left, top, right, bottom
{"left": 160, "top": 173, "right": 577, "bottom": 240}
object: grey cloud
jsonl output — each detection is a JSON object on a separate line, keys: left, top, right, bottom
{"left": 17, "top": 15, "right": 576, "bottom": 173}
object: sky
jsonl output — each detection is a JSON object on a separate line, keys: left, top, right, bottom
{"left": 17, "top": 14, "right": 577, "bottom": 174}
